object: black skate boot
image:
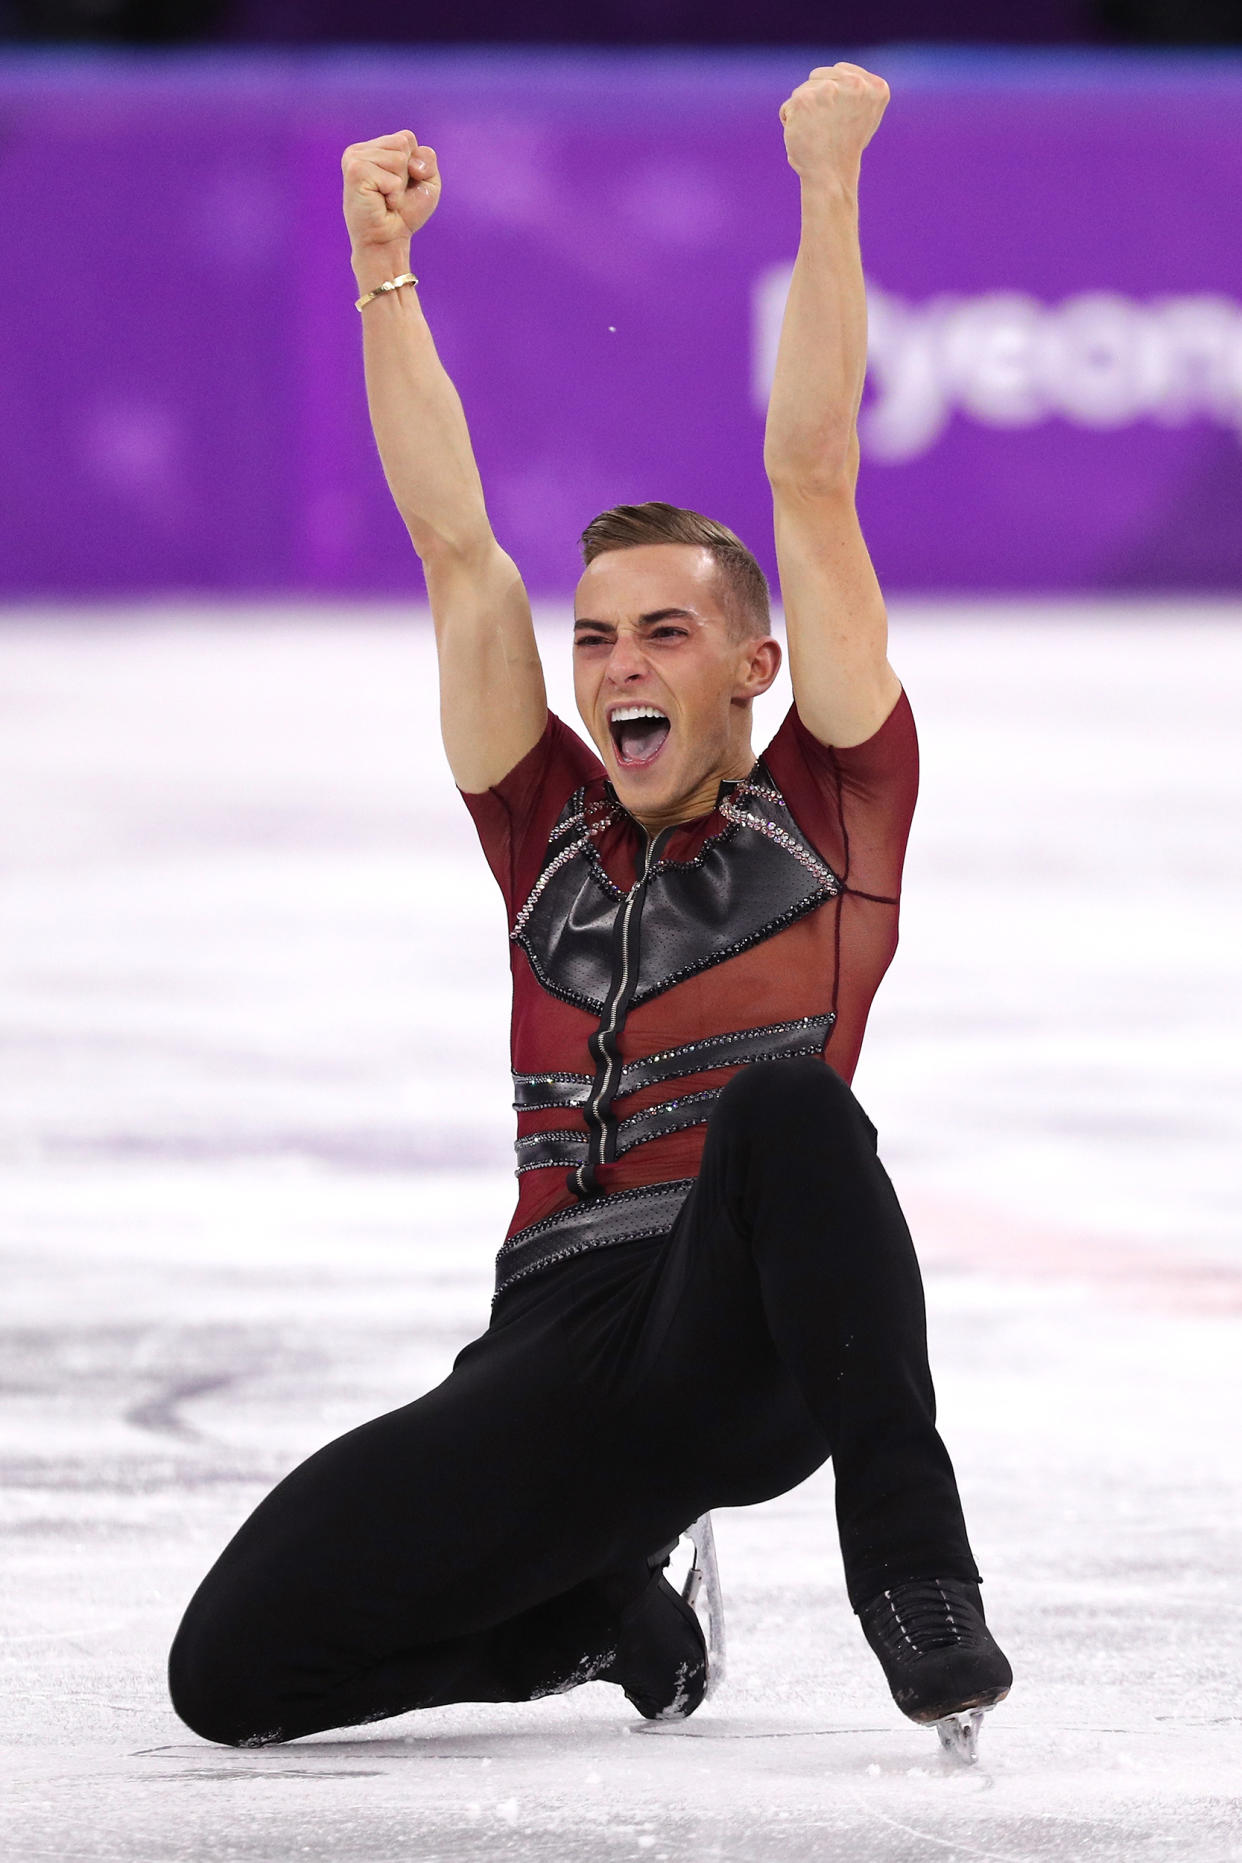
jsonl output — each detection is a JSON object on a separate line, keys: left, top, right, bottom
{"left": 597, "top": 1515, "right": 725, "bottom": 1721}
{"left": 857, "top": 1577, "right": 1012, "bottom": 1763}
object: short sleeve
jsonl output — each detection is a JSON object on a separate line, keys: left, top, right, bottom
{"left": 761, "top": 689, "right": 919, "bottom": 897}
{"left": 458, "top": 711, "right": 606, "bottom": 918}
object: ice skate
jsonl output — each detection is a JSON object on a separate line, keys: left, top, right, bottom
{"left": 679, "top": 1512, "right": 727, "bottom": 1699}
{"left": 935, "top": 1706, "right": 985, "bottom": 1763}
{"left": 599, "top": 1513, "right": 726, "bottom": 1720}
{"left": 857, "top": 1577, "right": 1011, "bottom": 1765}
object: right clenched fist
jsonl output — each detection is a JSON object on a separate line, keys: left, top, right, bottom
{"left": 342, "top": 132, "right": 442, "bottom": 251}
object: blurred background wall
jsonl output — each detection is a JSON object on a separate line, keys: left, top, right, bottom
{"left": 1, "top": 4, "right": 1240, "bottom": 600}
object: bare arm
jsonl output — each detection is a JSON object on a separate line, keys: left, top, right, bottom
{"left": 763, "top": 66, "right": 901, "bottom": 750}
{"left": 343, "top": 134, "right": 547, "bottom": 791}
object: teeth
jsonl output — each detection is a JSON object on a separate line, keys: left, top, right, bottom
{"left": 609, "top": 705, "right": 668, "bottom": 723}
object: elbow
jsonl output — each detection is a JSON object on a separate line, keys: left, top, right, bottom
{"left": 405, "top": 516, "right": 495, "bottom": 568}
{"left": 764, "top": 433, "right": 856, "bottom": 498}
{"left": 765, "top": 457, "right": 855, "bottom": 503}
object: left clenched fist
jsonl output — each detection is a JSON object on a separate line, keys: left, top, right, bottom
{"left": 778, "top": 63, "right": 890, "bottom": 183}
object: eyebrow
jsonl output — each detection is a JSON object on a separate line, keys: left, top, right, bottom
{"left": 572, "top": 608, "right": 697, "bottom": 631}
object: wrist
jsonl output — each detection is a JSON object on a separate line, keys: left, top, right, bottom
{"left": 351, "top": 242, "right": 414, "bottom": 289}
{"left": 798, "top": 171, "right": 860, "bottom": 211}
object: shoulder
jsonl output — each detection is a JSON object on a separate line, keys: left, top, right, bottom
{"left": 460, "top": 711, "right": 604, "bottom": 816}
{"left": 761, "top": 688, "right": 918, "bottom": 888}
{"left": 764, "top": 686, "right": 916, "bottom": 793}
{"left": 458, "top": 711, "right": 606, "bottom": 912}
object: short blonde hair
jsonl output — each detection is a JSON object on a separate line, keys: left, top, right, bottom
{"left": 580, "top": 501, "right": 771, "bottom": 643}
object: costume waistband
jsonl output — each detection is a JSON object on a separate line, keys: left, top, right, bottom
{"left": 493, "top": 1178, "right": 696, "bottom": 1300}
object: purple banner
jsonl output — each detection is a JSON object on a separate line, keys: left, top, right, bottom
{"left": 2, "top": 48, "right": 1242, "bottom": 597}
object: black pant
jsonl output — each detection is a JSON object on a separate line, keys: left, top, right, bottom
{"left": 169, "top": 1059, "right": 980, "bottom": 1746}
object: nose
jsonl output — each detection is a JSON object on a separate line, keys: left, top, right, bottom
{"left": 604, "top": 633, "right": 649, "bottom": 685}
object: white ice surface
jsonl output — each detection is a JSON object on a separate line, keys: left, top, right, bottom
{"left": 2, "top": 601, "right": 1240, "bottom": 1862}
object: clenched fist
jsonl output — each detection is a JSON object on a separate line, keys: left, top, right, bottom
{"left": 341, "top": 132, "right": 442, "bottom": 252}
{"left": 779, "top": 64, "right": 890, "bottom": 185}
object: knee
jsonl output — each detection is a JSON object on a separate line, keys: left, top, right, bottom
{"left": 168, "top": 1607, "right": 289, "bottom": 1748}
{"left": 719, "top": 1057, "right": 874, "bottom": 1147}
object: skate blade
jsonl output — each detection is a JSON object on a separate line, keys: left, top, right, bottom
{"left": 934, "top": 1706, "right": 986, "bottom": 1764}
{"left": 681, "top": 1512, "right": 726, "bottom": 1697}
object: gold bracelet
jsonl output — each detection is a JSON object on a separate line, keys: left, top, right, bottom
{"left": 355, "top": 272, "right": 419, "bottom": 312}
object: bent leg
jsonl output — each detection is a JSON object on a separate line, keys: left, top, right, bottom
{"left": 169, "top": 1056, "right": 982, "bottom": 1744}
{"left": 171, "top": 1563, "right": 625, "bottom": 1747}
{"left": 648, "top": 1058, "right": 981, "bottom": 1607}
{"left": 168, "top": 1303, "right": 654, "bottom": 1745}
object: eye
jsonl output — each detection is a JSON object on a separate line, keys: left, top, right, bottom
{"left": 573, "top": 633, "right": 609, "bottom": 649}
{"left": 651, "top": 626, "right": 688, "bottom": 639}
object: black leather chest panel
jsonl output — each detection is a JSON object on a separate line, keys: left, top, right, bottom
{"left": 511, "top": 766, "right": 841, "bottom": 1014}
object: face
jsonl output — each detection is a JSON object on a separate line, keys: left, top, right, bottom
{"left": 572, "top": 544, "right": 779, "bottom": 822}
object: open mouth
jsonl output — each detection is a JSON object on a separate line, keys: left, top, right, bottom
{"left": 609, "top": 704, "right": 671, "bottom": 768}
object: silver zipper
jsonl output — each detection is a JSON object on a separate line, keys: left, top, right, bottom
{"left": 573, "top": 825, "right": 667, "bottom": 1194}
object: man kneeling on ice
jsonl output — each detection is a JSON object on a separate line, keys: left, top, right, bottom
{"left": 169, "top": 61, "right": 1013, "bottom": 1765}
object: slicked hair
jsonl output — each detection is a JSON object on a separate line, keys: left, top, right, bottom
{"left": 579, "top": 501, "right": 771, "bottom": 643}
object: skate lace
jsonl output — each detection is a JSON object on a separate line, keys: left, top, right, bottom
{"left": 863, "top": 1580, "right": 980, "bottom": 1660}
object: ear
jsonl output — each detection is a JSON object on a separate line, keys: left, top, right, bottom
{"left": 736, "top": 635, "right": 782, "bottom": 700}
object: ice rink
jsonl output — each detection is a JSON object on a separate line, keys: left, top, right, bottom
{"left": 3, "top": 601, "right": 1240, "bottom": 1862}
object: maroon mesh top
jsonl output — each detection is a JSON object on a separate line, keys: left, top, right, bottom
{"left": 460, "top": 692, "right": 918, "bottom": 1262}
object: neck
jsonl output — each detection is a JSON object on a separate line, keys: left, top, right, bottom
{"left": 627, "top": 747, "right": 756, "bottom": 837}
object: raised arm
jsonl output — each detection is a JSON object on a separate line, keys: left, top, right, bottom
{"left": 342, "top": 133, "right": 547, "bottom": 791}
{"left": 764, "top": 65, "right": 901, "bottom": 750}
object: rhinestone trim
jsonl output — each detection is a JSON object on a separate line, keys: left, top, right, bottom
{"left": 510, "top": 788, "right": 623, "bottom": 939}
{"left": 509, "top": 760, "right": 843, "bottom": 1013}
{"left": 511, "top": 947, "right": 609, "bottom": 1017}
{"left": 718, "top": 782, "right": 842, "bottom": 896}
{"left": 628, "top": 891, "right": 838, "bottom": 1007}
{"left": 495, "top": 1176, "right": 695, "bottom": 1258}
{"left": 493, "top": 1225, "right": 680, "bottom": 1298}
{"left": 515, "top": 1122, "right": 585, "bottom": 1164}
{"left": 510, "top": 1013, "right": 837, "bottom": 1111}
{"left": 612, "top": 1087, "right": 722, "bottom": 1153}
{"left": 613, "top": 1012, "right": 837, "bottom": 1095}
{"left": 493, "top": 1177, "right": 696, "bottom": 1298}
{"left": 510, "top": 1070, "right": 594, "bottom": 1113}
{"left": 513, "top": 1087, "right": 727, "bottom": 1173}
